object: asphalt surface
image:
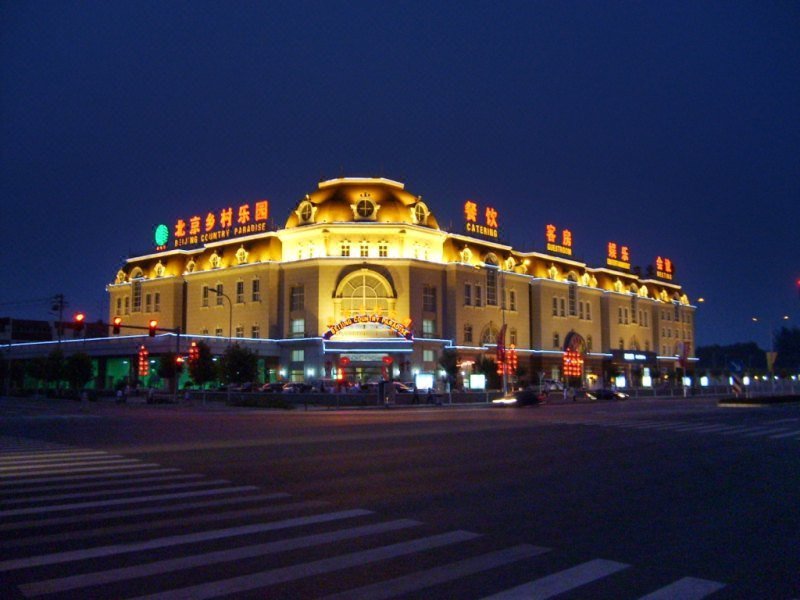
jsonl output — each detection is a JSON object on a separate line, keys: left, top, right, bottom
{"left": 1, "top": 395, "right": 798, "bottom": 599}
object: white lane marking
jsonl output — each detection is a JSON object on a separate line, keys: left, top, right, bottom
{"left": 0, "top": 492, "right": 291, "bottom": 532}
{"left": 637, "top": 576, "right": 726, "bottom": 599}
{"left": 321, "top": 544, "right": 551, "bottom": 600}
{"left": 0, "top": 458, "right": 144, "bottom": 475}
{"left": 20, "top": 518, "right": 419, "bottom": 596}
{"left": 742, "top": 427, "right": 792, "bottom": 437}
{"left": 0, "top": 462, "right": 162, "bottom": 478}
{"left": 666, "top": 424, "right": 735, "bottom": 432}
{"left": 0, "top": 508, "right": 372, "bottom": 572}
{"left": 481, "top": 558, "right": 630, "bottom": 599}
{"left": 0, "top": 451, "right": 112, "bottom": 465}
{"left": 128, "top": 530, "right": 481, "bottom": 600}
{"left": 2, "top": 479, "right": 230, "bottom": 505}
{"left": 0, "top": 467, "right": 179, "bottom": 486}
{"left": 722, "top": 426, "right": 786, "bottom": 436}
{"left": 0, "top": 500, "right": 329, "bottom": 551}
{"left": 0, "top": 484, "right": 259, "bottom": 517}
{"left": 769, "top": 430, "right": 800, "bottom": 439}
{"left": 0, "top": 473, "right": 203, "bottom": 496}
{"left": 763, "top": 418, "right": 800, "bottom": 425}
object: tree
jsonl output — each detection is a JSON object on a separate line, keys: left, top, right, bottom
{"left": 438, "top": 349, "right": 459, "bottom": 388}
{"left": 25, "top": 356, "right": 48, "bottom": 393}
{"left": 188, "top": 341, "right": 217, "bottom": 389}
{"left": 157, "top": 352, "right": 184, "bottom": 381}
{"left": 219, "top": 344, "right": 258, "bottom": 385}
{"left": 475, "top": 354, "right": 501, "bottom": 390}
{"left": 774, "top": 326, "right": 800, "bottom": 372}
{"left": 65, "top": 353, "right": 94, "bottom": 391}
{"left": 44, "top": 349, "right": 65, "bottom": 390}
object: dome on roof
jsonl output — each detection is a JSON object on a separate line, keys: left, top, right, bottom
{"left": 285, "top": 178, "right": 440, "bottom": 230}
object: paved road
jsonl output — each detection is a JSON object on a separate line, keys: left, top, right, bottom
{"left": 0, "top": 396, "right": 798, "bottom": 598}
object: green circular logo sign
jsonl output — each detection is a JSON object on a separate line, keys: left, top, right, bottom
{"left": 154, "top": 224, "right": 169, "bottom": 247}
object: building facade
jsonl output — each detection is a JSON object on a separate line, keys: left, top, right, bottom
{"left": 107, "top": 177, "right": 696, "bottom": 388}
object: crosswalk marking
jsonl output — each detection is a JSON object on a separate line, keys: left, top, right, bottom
{"left": 0, "top": 457, "right": 142, "bottom": 473}
{"left": 0, "top": 484, "right": 259, "bottom": 518}
{"left": 320, "top": 544, "right": 551, "bottom": 600}
{"left": 0, "top": 461, "right": 163, "bottom": 478}
{"left": 0, "top": 466, "right": 180, "bottom": 486}
{"left": 481, "top": 558, "right": 629, "bottom": 599}
{"left": 127, "top": 530, "right": 481, "bottom": 600}
{"left": 0, "top": 472, "right": 204, "bottom": 496}
{"left": 637, "top": 576, "right": 726, "bottom": 599}
{"left": 19, "top": 519, "right": 421, "bottom": 597}
{"left": 0, "top": 500, "right": 330, "bottom": 551}
{"left": 0, "top": 450, "right": 112, "bottom": 464}
{"left": 0, "top": 508, "right": 373, "bottom": 572}
{"left": 1, "top": 478, "right": 230, "bottom": 505}
{"left": 0, "top": 492, "right": 291, "bottom": 533}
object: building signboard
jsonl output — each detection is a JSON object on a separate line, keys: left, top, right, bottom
{"left": 545, "top": 224, "right": 573, "bottom": 256}
{"left": 156, "top": 199, "right": 270, "bottom": 250}
{"left": 323, "top": 314, "right": 413, "bottom": 340}
{"left": 606, "top": 242, "right": 631, "bottom": 270}
{"left": 655, "top": 256, "right": 674, "bottom": 280}
{"left": 463, "top": 200, "right": 499, "bottom": 239}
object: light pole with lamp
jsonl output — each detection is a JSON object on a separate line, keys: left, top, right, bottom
{"left": 208, "top": 286, "right": 233, "bottom": 401}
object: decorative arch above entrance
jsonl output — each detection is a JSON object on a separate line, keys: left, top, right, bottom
{"left": 328, "top": 268, "right": 404, "bottom": 339}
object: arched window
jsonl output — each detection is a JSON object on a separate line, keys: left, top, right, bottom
{"left": 480, "top": 323, "right": 500, "bottom": 345}
{"left": 337, "top": 270, "right": 394, "bottom": 316}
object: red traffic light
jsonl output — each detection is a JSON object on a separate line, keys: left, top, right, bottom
{"left": 189, "top": 341, "right": 199, "bottom": 362}
{"left": 148, "top": 319, "right": 158, "bottom": 337}
{"left": 112, "top": 316, "right": 122, "bottom": 335}
{"left": 74, "top": 312, "right": 85, "bottom": 332}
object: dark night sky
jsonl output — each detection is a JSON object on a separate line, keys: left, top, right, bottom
{"left": 2, "top": 1, "right": 798, "bottom": 347}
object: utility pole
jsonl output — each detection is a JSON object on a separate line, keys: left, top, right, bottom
{"left": 52, "top": 294, "right": 66, "bottom": 347}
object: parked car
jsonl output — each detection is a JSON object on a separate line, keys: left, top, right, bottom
{"left": 282, "top": 382, "right": 313, "bottom": 393}
{"left": 593, "top": 389, "right": 629, "bottom": 401}
{"left": 260, "top": 382, "right": 284, "bottom": 393}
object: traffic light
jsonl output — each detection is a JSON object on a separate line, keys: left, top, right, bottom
{"left": 112, "top": 316, "right": 122, "bottom": 335}
{"left": 74, "top": 312, "right": 85, "bottom": 333}
{"left": 189, "top": 341, "right": 199, "bottom": 363}
{"left": 148, "top": 319, "right": 158, "bottom": 337}
{"left": 138, "top": 345, "right": 149, "bottom": 376}
{"left": 175, "top": 356, "right": 185, "bottom": 365}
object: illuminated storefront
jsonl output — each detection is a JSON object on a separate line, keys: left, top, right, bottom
{"left": 107, "top": 177, "right": 697, "bottom": 387}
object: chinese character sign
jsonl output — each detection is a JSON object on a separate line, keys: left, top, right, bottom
{"left": 545, "top": 224, "right": 573, "bottom": 256}
{"left": 655, "top": 256, "right": 674, "bottom": 280}
{"left": 168, "top": 199, "right": 270, "bottom": 249}
{"left": 464, "top": 200, "right": 499, "bottom": 238}
{"left": 607, "top": 241, "right": 631, "bottom": 270}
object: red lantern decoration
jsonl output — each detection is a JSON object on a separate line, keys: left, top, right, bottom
{"left": 382, "top": 355, "right": 394, "bottom": 365}
{"left": 138, "top": 345, "right": 150, "bottom": 377}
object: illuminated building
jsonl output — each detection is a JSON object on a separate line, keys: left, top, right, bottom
{"left": 107, "top": 177, "right": 696, "bottom": 387}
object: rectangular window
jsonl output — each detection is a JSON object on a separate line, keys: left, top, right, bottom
{"left": 464, "top": 324, "right": 473, "bottom": 343}
{"left": 341, "top": 243, "right": 350, "bottom": 257}
{"left": 423, "top": 285, "right": 437, "bottom": 312}
{"left": 553, "top": 333, "right": 560, "bottom": 349}
{"left": 252, "top": 279, "right": 260, "bottom": 302}
{"left": 202, "top": 328, "right": 208, "bottom": 335}
{"left": 115, "top": 298, "right": 122, "bottom": 315}
{"left": 236, "top": 281, "right": 244, "bottom": 304}
{"left": 624, "top": 308, "right": 629, "bottom": 325}
{"left": 618, "top": 307, "right": 623, "bottom": 324}
{"left": 568, "top": 284, "right": 577, "bottom": 316}
{"left": 202, "top": 285, "right": 209, "bottom": 307}
{"left": 464, "top": 283, "right": 472, "bottom": 306}
{"left": 154, "top": 292, "right": 161, "bottom": 312}
{"left": 290, "top": 285, "right": 305, "bottom": 312}
{"left": 291, "top": 318, "right": 305, "bottom": 337}
{"left": 124, "top": 296, "right": 130, "bottom": 315}
{"left": 552, "top": 297, "right": 558, "bottom": 317}
{"left": 509, "top": 290, "right": 516, "bottom": 311}
{"left": 586, "top": 303, "right": 591, "bottom": 321}
{"left": 475, "top": 285, "right": 483, "bottom": 307}
{"left": 510, "top": 328, "right": 517, "bottom": 345}
{"left": 360, "top": 244, "right": 369, "bottom": 258}
{"left": 579, "top": 302, "right": 584, "bottom": 320}
{"left": 422, "top": 318, "right": 436, "bottom": 337}
{"left": 145, "top": 293, "right": 152, "bottom": 313}
{"left": 215, "top": 327, "right": 223, "bottom": 337}
{"left": 379, "top": 243, "right": 388, "bottom": 257}
{"left": 486, "top": 268, "right": 497, "bottom": 306}
{"left": 559, "top": 298, "right": 565, "bottom": 317}
{"left": 291, "top": 349, "right": 304, "bottom": 363}
{"left": 132, "top": 281, "right": 142, "bottom": 312}
{"left": 216, "top": 284, "right": 224, "bottom": 305}
{"left": 251, "top": 325, "right": 260, "bottom": 339}
{"left": 235, "top": 325, "right": 244, "bottom": 338}
{"left": 423, "top": 349, "right": 435, "bottom": 363}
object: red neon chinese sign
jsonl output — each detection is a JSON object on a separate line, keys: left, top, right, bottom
{"left": 655, "top": 256, "right": 674, "bottom": 280}
{"left": 464, "top": 200, "right": 499, "bottom": 238}
{"left": 545, "top": 224, "right": 573, "bottom": 256}
{"left": 607, "top": 242, "right": 631, "bottom": 270}
{"left": 171, "top": 200, "right": 269, "bottom": 249}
